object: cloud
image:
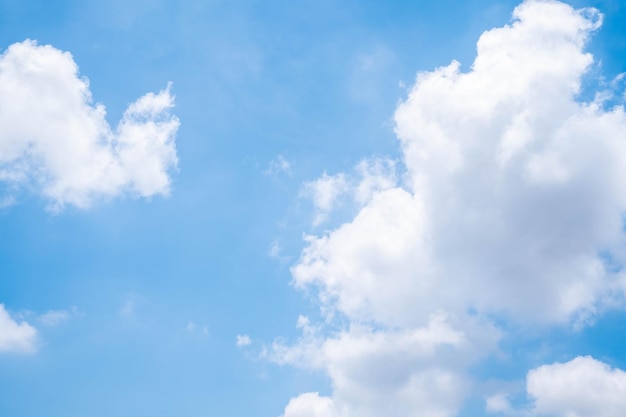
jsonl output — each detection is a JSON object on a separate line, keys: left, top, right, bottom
{"left": 0, "top": 306, "right": 79, "bottom": 354}
{"left": 293, "top": 0, "right": 624, "bottom": 327}
{"left": 485, "top": 394, "right": 513, "bottom": 414}
{"left": 269, "top": 240, "right": 292, "bottom": 264}
{"left": 120, "top": 295, "right": 139, "bottom": 319}
{"left": 301, "top": 158, "right": 396, "bottom": 227}
{"left": 273, "top": 313, "right": 498, "bottom": 417}
{"left": 265, "top": 155, "right": 293, "bottom": 177}
{"left": 0, "top": 40, "right": 179, "bottom": 210}
{"left": 527, "top": 356, "right": 626, "bottom": 417}
{"left": 37, "top": 307, "right": 79, "bottom": 327}
{"left": 186, "top": 321, "right": 209, "bottom": 335}
{"left": 236, "top": 334, "right": 251, "bottom": 347}
{"left": 302, "top": 172, "right": 348, "bottom": 226}
{"left": 0, "top": 304, "right": 37, "bottom": 354}
{"left": 281, "top": 392, "right": 336, "bottom": 417}
{"left": 275, "top": 1, "right": 626, "bottom": 416}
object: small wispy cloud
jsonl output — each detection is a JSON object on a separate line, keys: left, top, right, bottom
{"left": 264, "top": 155, "right": 292, "bottom": 177}
{"left": 301, "top": 172, "right": 348, "bottom": 226}
{"left": 120, "top": 295, "right": 140, "bottom": 320}
{"left": 268, "top": 240, "right": 292, "bottom": 266}
{"left": 38, "top": 306, "right": 80, "bottom": 327}
{"left": 236, "top": 334, "right": 251, "bottom": 347}
{"left": 300, "top": 158, "right": 396, "bottom": 226}
{"left": 186, "top": 321, "right": 209, "bottom": 335}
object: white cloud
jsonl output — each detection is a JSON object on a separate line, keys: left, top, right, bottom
{"left": 185, "top": 321, "right": 209, "bottom": 335}
{"left": 281, "top": 392, "right": 336, "bottom": 417}
{"left": 274, "top": 313, "right": 498, "bottom": 417}
{"left": 293, "top": 187, "right": 428, "bottom": 325}
{"left": 302, "top": 172, "right": 348, "bottom": 226}
{"left": 269, "top": 241, "right": 282, "bottom": 258}
{"left": 277, "top": 1, "right": 626, "bottom": 416}
{"left": 301, "top": 158, "right": 396, "bottom": 227}
{"left": 38, "top": 307, "right": 79, "bottom": 326}
{"left": 236, "top": 334, "right": 251, "bottom": 347}
{"left": 485, "top": 393, "right": 513, "bottom": 414}
{"left": 269, "top": 240, "right": 292, "bottom": 264}
{"left": 527, "top": 356, "right": 626, "bottom": 417}
{"left": 293, "top": 0, "right": 625, "bottom": 327}
{"left": 0, "top": 304, "right": 37, "bottom": 354}
{"left": 351, "top": 158, "right": 396, "bottom": 205}
{"left": 0, "top": 40, "right": 179, "bottom": 210}
{"left": 265, "top": 155, "right": 293, "bottom": 177}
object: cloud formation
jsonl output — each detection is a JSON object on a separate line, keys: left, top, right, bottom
{"left": 0, "top": 304, "right": 37, "bottom": 354}
{"left": 274, "top": 314, "right": 491, "bottom": 417}
{"left": 236, "top": 334, "right": 251, "bottom": 347}
{"left": 301, "top": 158, "right": 396, "bottom": 227}
{"left": 0, "top": 40, "right": 180, "bottom": 210}
{"left": 275, "top": 1, "right": 626, "bottom": 416}
{"left": 302, "top": 172, "right": 348, "bottom": 226}
{"left": 527, "top": 356, "right": 626, "bottom": 417}
{"left": 38, "top": 308, "right": 75, "bottom": 327}
{"left": 265, "top": 155, "right": 293, "bottom": 177}
{"left": 294, "top": 0, "right": 625, "bottom": 329}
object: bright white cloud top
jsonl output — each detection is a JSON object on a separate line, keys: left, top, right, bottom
{"left": 276, "top": 0, "right": 626, "bottom": 416}
{"left": 0, "top": 40, "right": 179, "bottom": 210}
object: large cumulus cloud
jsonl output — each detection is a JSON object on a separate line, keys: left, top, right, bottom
{"left": 274, "top": 1, "right": 626, "bottom": 416}
{"left": 0, "top": 40, "right": 179, "bottom": 210}
{"left": 294, "top": 0, "right": 626, "bottom": 328}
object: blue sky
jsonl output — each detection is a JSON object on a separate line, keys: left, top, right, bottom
{"left": 2, "top": 1, "right": 626, "bottom": 416}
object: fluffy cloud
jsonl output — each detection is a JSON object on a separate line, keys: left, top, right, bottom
{"left": 301, "top": 158, "right": 397, "bottom": 227}
{"left": 282, "top": 392, "right": 336, "bottom": 417}
{"left": 294, "top": 0, "right": 625, "bottom": 327}
{"left": 0, "top": 40, "right": 179, "bottom": 210}
{"left": 276, "top": 1, "right": 626, "bottom": 416}
{"left": 527, "top": 356, "right": 626, "bottom": 417}
{"left": 0, "top": 304, "right": 37, "bottom": 354}
{"left": 275, "top": 314, "right": 482, "bottom": 417}
{"left": 302, "top": 172, "right": 349, "bottom": 226}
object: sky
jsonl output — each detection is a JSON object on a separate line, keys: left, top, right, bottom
{"left": 1, "top": 0, "right": 626, "bottom": 416}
